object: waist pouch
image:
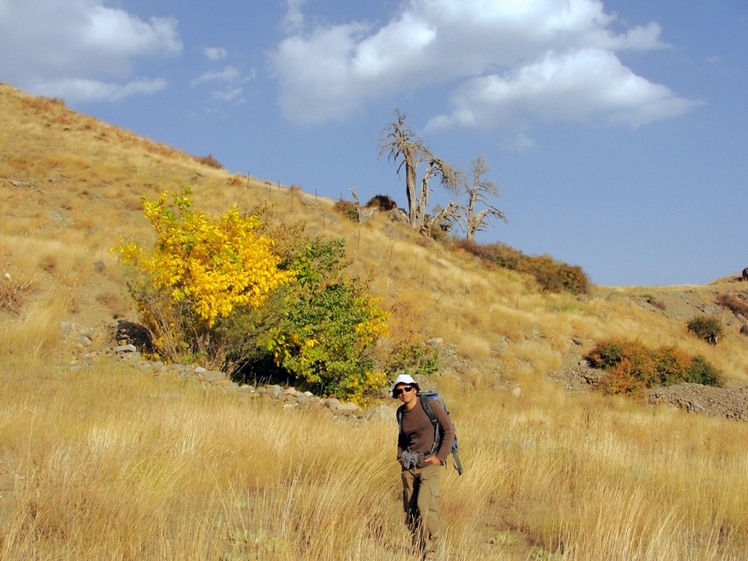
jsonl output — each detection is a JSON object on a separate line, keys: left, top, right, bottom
{"left": 400, "top": 450, "right": 424, "bottom": 470}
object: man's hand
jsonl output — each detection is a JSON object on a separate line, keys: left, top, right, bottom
{"left": 425, "top": 456, "right": 442, "bottom": 466}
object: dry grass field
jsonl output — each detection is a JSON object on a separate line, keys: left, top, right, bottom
{"left": 2, "top": 83, "right": 748, "bottom": 560}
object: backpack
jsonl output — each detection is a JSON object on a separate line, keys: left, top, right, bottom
{"left": 397, "top": 390, "right": 464, "bottom": 475}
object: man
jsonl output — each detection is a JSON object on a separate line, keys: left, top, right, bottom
{"left": 391, "top": 374, "right": 455, "bottom": 559}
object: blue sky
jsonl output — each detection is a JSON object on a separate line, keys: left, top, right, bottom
{"left": 1, "top": 0, "right": 746, "bottom": 286}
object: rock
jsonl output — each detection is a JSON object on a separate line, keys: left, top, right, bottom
{"left": 93, "top": 261, "right": 106, "bottom": 273}
{"left": 511, "top": 387, "right": 522, "bottom": 398}
{"left": 203, "top": 370, "right": 227, "bottom": 384}
{"left": 426, "top": 338, "right": 444, "bottom": 348}
{"left": 571, "top": 337, "right": 583, "bottom": 346}
{"left": 78, "top": 336, "right": 93, "bottom": 346}
{"left": 324, "top": 398, "right": 342, "bottom": 409}
{"left": 336, "top": 402, "right": 360, "bottom": 415}
{"left": 296, "top": 393, "right": 307, "bottom": 404}
{"left": 114, "top": 344, "right": 137, "bottom": 353}
{"left": 578, "top": 359, "right": 589, "bottom": 367}
{"left": 363, "top": 404, "right": 395, "bottom": 421}
{"left": 60, "top": 321, "right": 72, "bottom": 338}
{"left": 283, "top": 387, "right": 299, "bottom": 397}
{"left": 49, "top": 210, "right": 63, "bottom": 221}
{"left": 194, "top": 366, "right": 207, "bottom": 374}
{"left": 79, "top": 327, "right": 93, "bottom": 337}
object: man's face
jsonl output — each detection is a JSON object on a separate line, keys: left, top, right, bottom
{"left": 394, "top": 383, "right": 417, "bottom": 404}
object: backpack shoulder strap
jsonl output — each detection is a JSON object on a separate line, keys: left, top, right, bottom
{"left": 419, "top": 394, "right": 438, "bottom": 425}
{"left": 418, "top": 394, "right": 440, "bottom": 456}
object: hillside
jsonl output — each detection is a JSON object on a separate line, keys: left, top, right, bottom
{"left": 2, "top": 83, "right": 747, "bottom": 390}
{"left": 2, "top": 83, "right": 748, "bottom": 560}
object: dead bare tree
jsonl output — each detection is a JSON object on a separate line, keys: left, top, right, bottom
{"left": 455, "top": 155, "right": 506, "bottom": 241}
{"left": 378, "top": 109, "right": 459, "bottom": 231}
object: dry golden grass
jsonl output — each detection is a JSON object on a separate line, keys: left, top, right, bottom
{"left": 2, "top": 360, "right": 748, "bottom": 560}
{"left": 3, "top": 83, "right": 748, "bottom": 560}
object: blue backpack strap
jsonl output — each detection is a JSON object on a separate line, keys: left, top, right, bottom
{"left": 419, "top": 394, "right": 441, "bottom": 456}
{"left": 420, "top": 393, "right": 464, "bottom": 476}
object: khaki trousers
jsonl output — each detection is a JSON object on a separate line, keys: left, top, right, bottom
{"left": 401, "top": 463, "right": 442, "bottom": 552}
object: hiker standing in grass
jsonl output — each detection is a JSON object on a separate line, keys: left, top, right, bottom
{"left": 392, "top": 374, "right": 455, "bottom": 559}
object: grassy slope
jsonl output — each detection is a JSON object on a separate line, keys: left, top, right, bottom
{"left": 2, "top": 84, "right": 748, "bottom": 560}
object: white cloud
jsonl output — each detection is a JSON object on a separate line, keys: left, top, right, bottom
{"left": 190, "top": 66, "right": 242, "bottom": 87}
{"left": 270, "top": 0, "right": 695, "bottom": 128}
{"left": 505, "top": 133, "right": 537, "bottom": 152}
{"left": 190, "top": 66, "right": 253, "bottom": 104}
{"left": 204, "top": 47, "right": 227, "bottom": 61}
{"left": 281, "top": 0, "right": 308, "bottom": 33}
{"left": 427, "top": 49, "right": 700, "bottom": 130}
{"left": 0, "top": 0, "right": 181, "bottom": 102}
{"left": 32, "top": 77, "right": 167, "bottom": 103}
{"left": 211, "top": 87, "right": 243, "bottom": 102}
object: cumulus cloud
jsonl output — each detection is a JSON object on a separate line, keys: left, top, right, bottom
{"left": 0, "top": 0, "right": 181, "bottom": 102}
{"left": 203, "top": 47, "right": 227, "bottom": 61}
{"left": 270, "top": 0, "right": 696, "bottom": 128}
{"left": 426, "top": 49, "right": 700, "bottom": 130}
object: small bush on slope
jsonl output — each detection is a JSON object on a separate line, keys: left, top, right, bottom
{"left": 687, "top": 315, "right": 722, "bottom": 344}
{"left": 586, "top": 338, "right": 723, "bottom": 398}
{"left": 453, "top": 239, "right": 590, "bottom": 295}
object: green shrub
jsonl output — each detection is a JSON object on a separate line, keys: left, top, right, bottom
{"left": 385, "top": 341, "right": 440, "bottom": 377}
{"left": 264, "top": 238, "right": 389, "bottom": 403}
{"left": 688, "top": 356, "right": 724, "bottom": 387}
{"left": 652, "top": 346, "right": 692, "bottom": 386}
{"left": 586, "top": 338, "right": 723, "bottom": 397}
{"left": 686, "top": 315, "right": 722, "bottom": 344}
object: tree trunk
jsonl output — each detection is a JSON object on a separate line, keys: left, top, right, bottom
{"left": 406, "top": 158, "right": 418, "bottom": 227}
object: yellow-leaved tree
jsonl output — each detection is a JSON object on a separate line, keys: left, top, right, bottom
{"left": 118, "top": 190, "right": 294, "bottom": 367}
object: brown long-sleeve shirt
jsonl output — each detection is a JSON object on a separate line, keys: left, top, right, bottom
{"left": 397, "top": 397, "right": 455, "bottom": 467}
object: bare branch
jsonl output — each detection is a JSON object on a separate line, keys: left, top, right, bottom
{"left": 378, "top": 109, "right": 460, "bottom": 230}
{"left": 456, "top": 155, "right": 507, "bottom": 240}
{"left": 348, "top": 187, "right": 376, "bottom": 224}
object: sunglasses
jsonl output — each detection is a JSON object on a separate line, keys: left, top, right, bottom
{"left": 393, "top": 386, "right": 415, "bottom": 396}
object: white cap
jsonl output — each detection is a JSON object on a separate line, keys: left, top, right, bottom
{"left": 389, "top": 374, "right": 419, "bottom": 397}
